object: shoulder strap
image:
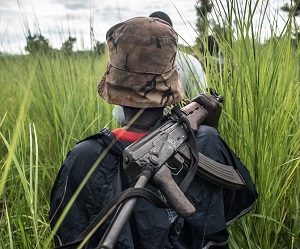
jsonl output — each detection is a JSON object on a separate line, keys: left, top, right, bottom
{"left": 53, "top": 187, "right": 170, "bottom": 249}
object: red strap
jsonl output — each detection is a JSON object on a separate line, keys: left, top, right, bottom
{"left": 112, "top": 128, "right": 149, "bottom": 142}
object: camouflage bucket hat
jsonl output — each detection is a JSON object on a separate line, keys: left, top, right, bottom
{"left": 98, "top": 16, "right": 184, "bottom": 108}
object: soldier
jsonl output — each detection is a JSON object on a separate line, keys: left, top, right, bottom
{"left": 49, "top": 16, "right": 257, "bottom": 248}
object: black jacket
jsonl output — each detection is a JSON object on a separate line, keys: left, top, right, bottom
{"left": 49, "top": 126, "right": 258, "bottom": 248}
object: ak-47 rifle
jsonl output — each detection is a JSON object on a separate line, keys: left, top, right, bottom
{"left": 98, "top": 94, "right": 245, "bottom": 249}
{"left": 123, "top": 101, "right": 244, "bottom": 190}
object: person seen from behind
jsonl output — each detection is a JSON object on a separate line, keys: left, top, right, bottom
{"left": 49, "top": 16, "right": 258, "bottom": 249}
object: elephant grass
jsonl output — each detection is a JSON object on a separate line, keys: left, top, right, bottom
{"left": 0, "top": 52, "right": 116, "bottom": 248}
{"left": 0, "top": 0, "right": 300, "bottom": 247}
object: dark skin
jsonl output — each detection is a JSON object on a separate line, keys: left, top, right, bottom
{"left": 122, "top": 93, "right": 222, "bottom": 133}
{"left": 123, "top": 107, "right": 164, "bottom": 133}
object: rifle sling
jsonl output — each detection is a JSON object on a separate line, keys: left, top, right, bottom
{"left": 53, "top": 187, "right": 170, "bottom": 249}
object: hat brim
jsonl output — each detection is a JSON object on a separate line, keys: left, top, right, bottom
{"left": 98, "top": 64, "right": 184, "bottom": 108}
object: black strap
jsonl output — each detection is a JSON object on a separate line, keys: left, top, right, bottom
{"left": 171, "top": 106, "right": 199, "bottom": 193}
{"left": 53, "top": 187, "right": 169, "bottom": 249}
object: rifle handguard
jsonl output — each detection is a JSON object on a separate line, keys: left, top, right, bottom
{"left": 181, "top": 102, "right": 208, "bottom": 132}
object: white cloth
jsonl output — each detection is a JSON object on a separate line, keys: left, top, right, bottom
{"left": 176, "top": 50, "right": 207, "bottom": 98}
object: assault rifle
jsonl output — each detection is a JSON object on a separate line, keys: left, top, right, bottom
{"left": 98, "top": 98, "right": 245, "bottom": 249}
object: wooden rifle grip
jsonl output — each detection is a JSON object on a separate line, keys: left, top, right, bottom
{"left": 151, "top": 165, "right": 195, "bottom": 217}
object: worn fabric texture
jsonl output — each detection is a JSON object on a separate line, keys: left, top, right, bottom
{"left": 49, "top": 126, "right": 258, "bottom": 248}
{"left": 98, "top": 17, "right": 184, "bottom": 108}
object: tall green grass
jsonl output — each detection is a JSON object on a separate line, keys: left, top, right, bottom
{"left": 0, "top": 0, "right": 299, "bottom": 248}
{"left": 0, "top": 52, "right": 116, "bottom": 248}
{"left": 200, "top": 1, "right": 300, "bottom": 248}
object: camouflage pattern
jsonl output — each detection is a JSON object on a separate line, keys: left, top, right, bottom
{"left": 98, "top": 17, "right": 184, "bottom": 108}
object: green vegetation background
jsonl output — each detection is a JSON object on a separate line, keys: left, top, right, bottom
{"left": 1, "top": 5, "right": 300, "bottom": 249}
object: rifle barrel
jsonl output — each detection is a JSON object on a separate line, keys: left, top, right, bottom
{"left": 98, "top": 175, "right": 149, "bottom": 249}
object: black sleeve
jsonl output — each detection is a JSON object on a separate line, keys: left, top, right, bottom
{"left": 49, "top": 137, "right": 122, "bottom": 247}
{"left": 174, "top": 125, "right": 258, "bottom": 248}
